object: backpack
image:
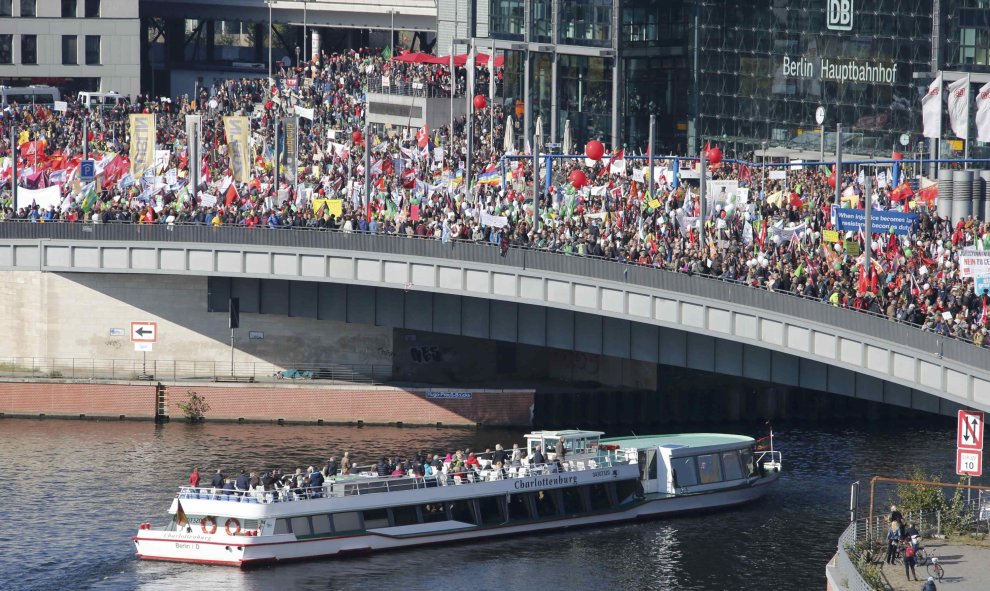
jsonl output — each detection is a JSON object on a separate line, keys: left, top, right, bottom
{"left": 904, "top": 544, "right": 915, "bottom": 558}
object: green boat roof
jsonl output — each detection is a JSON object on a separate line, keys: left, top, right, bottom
{"left": 601, "top": 433, "right": 754, "bottom": 449}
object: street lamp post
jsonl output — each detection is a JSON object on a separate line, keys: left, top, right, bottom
{"left": 303, "top": 1, "right": 307, "bottom": 62}
{"left": 267, "top": 1, "right": 273, "bottom": 89}
{"left": 389, "top": 10, "right": 396, "bottom": 56}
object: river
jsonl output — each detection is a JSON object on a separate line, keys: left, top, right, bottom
{"left": 0, "top": 417, "right": 961, "bottom": 591}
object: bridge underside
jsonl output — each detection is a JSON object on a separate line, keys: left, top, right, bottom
{"left": 207, "top": 276, "right": 958, "bottom": 417}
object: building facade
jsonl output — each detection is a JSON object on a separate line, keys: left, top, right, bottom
{"left": 0, "top": 0, "right": 140, "bottom": 98}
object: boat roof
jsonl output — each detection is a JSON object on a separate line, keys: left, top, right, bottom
{"left": 523, "top": 429, "right": 605, "bottom": 439}
{"left": 602, "top": 433, "right": 754, "bottom": 450}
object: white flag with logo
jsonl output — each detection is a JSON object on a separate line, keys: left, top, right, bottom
{"left": 976, "top": 82, "right": 990, "bottom": 142}
{"left": 947, "top": 76, "right": 970, "bottom": 140}
{"left": 922, "top": 74, "right": 942, "bottom": 140}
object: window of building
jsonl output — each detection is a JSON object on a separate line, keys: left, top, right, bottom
{"left": 20, "top": 0, "right": 35, "bottom": 17}
{"left": 0, "top": 35, "right": 11, "bottom": 64}
{"left": 61, "top": 0, "right": 76, "bottom": 17}
{"left": 670, "top": 456, "right": 698, "bottom": 487}
{"left": 84, "top": 0, "right": 99, "bottom": 17}
{"left": 85, "top": 35, "right": 100, "bottom": 65}
{"left": 697, "top": 454, "right": 723, "bottom": 484}
{"left": 559, "top": 0, "right": 612, "bottom": 47}
{"left": 21, "top": 34, "right": 36, "bottom": 64}
{"left": 489, "top": 0, "right": 524, "bottom": 38}
{"left": 62, "top": 35, "right": 77, "bottom": 65}
{"left": 0, "top": 0, "right": 11, "bottom": 17}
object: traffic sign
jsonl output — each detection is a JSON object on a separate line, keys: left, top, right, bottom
{"left": 130, "top": 321, "right": 158, "bottom": 343}
{"left": 80, "top": 159, "right": 96, "bottom": 182}
{"left": 958, "top": 410, "right": 984, "bottom": 450}
{"left": 956, "top": 448, "right": 983, "bottom": 477}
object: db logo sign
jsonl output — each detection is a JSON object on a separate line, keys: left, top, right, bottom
{"left": 827, "top": 0, "right": 854, "bottom": 31}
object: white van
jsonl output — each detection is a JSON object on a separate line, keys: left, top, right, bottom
{"left": 0, "top": 85, "right": 61, "bottom": 107}
{"left": 78, "top": 91, "right": 126, "bottom": 111}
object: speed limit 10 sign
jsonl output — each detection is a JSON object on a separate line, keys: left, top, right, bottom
{"left": 957, "top": 448, "right": 983, "bottom": 477}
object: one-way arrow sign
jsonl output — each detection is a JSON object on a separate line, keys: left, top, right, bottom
{"left": 958, "top": 410, "right": 984, "bottom": 451}
{"left": 130, "top": 321, "right": 158, "bottom": 343}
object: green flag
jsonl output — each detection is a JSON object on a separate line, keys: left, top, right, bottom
{"left": 80, "top": 186, "right": 99, "bottom": 213}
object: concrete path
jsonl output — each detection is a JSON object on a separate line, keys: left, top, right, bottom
{"left": 882, "top": 540, "right": 989, "bottom": 591}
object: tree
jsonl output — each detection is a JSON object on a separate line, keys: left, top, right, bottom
{"left": 177, "top": 391, "right": 211, "bottom": 422}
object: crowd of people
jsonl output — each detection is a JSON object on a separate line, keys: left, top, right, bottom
{"left": 1, "top": 46, "right": 989, "bottom": 349}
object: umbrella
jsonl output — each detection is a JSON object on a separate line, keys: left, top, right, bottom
{"left": 391, "top": 52, "right": 434, "bottom": 63}
{"left": 562, "top": 120, "right": 572, "bottom": 155}
{"left": 503, "top": 116, "right": 514, "bottom": 153}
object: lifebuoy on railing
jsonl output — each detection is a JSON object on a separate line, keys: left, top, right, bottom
{"left": 225, "top": 517, "right": 241, "bottom": 536}
{"left": 200, "top": 516, "right": 218, "bottom": 535}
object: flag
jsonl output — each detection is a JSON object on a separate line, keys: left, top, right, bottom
{"left": 610, "top": 149, "right": 626, "bottom": 175}
{"left": 176, "top": 499, "right": 188, "bottom": 527}
{"left": 976, "top": 82, "right": 990, "bottom": 143}
{"left": 889, "top": 182, "right": 914, "bottom": 202}
{"left": 223, "top": 116, "right": 251, "bottom": 183}
{"left": 477, "top": 168, "right": 501, "bottom": 185}
{"left": 417, "top": 124, "right": 429, "bottom": 148}
{"left": 129, "top": 114, "right": 156, "bottom": 176}
{"left": 80, "top": 184, "right": 99, "bottom": 213}
{"left": 922, "top": 74, "right": 942, "bottom": 139}
{"left": 947, "top": 75, "right": 970, "bottom": 140}
{"left": 224, "top": 182, "right": 239, "bottom": 206}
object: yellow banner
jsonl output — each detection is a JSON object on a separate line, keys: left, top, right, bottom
{"left": 128, "top": 114, "right": 156, "bottom": 176}
{"left": 823, "top": 229, "right": 839, "bottom": 243}
{"left": 312, "top": 198, "right": 327, "bottom": 214}
{"left": 648, "top": 198, "right": 661, "bottom": 209}
{"left": 223, "top": 116, "right": 251, "bottom": 183}
{"left": 327, "top": 199, "right": 343, "bottom": 218}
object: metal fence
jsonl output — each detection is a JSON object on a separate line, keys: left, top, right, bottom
{"left": 0, "top": 357, "right": 391, "bottom": 385}
{"left": 835, "top": 519, "right": 874, "bottom": 591}
{"left": 0, "top": 221, "right": 985, "bottom": 369}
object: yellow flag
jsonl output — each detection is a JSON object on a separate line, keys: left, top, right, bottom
{"left": 128, "top": 114, "right": 156, "bottom": 176}
{"left": 327, "top": 199, "right": 343, "bottom": 218}
{"left": 223, "top": 116, "right": 251, "bottom": 183}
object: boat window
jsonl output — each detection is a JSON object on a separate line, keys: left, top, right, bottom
{"left": 697, "top": 454, "right": 723, "bottom": 484}
{"left": 670, "top": 456, "right": 698, "bottom": 487}
{"left": 615, "top": 480, "right": 642, "bottom": 503}
{"left": 721, "top": 451, "right": 744, "bottom": 481}
{"left": 561, "top": 486, "right": 583, "bottom": 514}
{"left": 534, "top": 490, "right": 560, "bottom": 518}
{"left": 506, "top": 493, "right": 532, "bottom": 521}
{"left": 448, "top": 500, "right": 474, "bottom": 524}
{"left": 274, "top": 518, "right": 291, "bottom": 535}
{"left": 741, "top": 448, "right": 756, "bottom": 476}
{"left": 391, "top": 505, "right": 419, "bottom": 527}
{"left": 421, "top": 503, "right": 448, "bottom": 523}
{"left": 311, "top": 514, "right": 332, "bottom": 535}
{"left": 290, "top": 516, "right": 312, "bottom": 536}
{"left": 332, "top": 512, "right": 361, "bottom": 532}
{"left": 588, "top": 484, "right": 613, "bottom": 511}
{"left": 477, "top": 496, "right": 503, "bottom": 525}
{"left": 363, "top": 508, "right": 390, "bottom": 529}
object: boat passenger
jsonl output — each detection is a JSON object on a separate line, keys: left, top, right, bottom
{"left": 532, "top": 445, "right": 546, "bottom": 466}
{"left": 235, "top": 470, "right": 251, "bottom": 494}
{"left": 341, "top": 452, "right": 352, "bottom": 475}
{"left": 465, "top": 452, "right": 481, "bottom": 471}
{"left": 391, "top": 463, "right": 406, "bottom": 477}
{"left": 222, "top": 478, "right": 236, "bottom": 496}
{"left": 511, "top": 443, "right": 521, "bottom": 463}
{"left": 324, "top": 457, "right": 338, "bottom": 478}
{"left": 376, "top": 457, "right": 390, "bottom": 477}
{"left": 308, "top": 468, "right": 324, "bottom": 497}
{"left": 211, "top": 469, "right": 225, "bottom": 489}
{"left": 555, "top": 437, "right": 566, "bottom": 462}
{"left": 492, "top": 444, "right": 507, "bottom": 466}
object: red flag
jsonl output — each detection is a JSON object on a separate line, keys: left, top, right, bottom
{"left": 857, "top": 265, "right": 868, "bottom": 293}
{"left": 417, "top": 124, "right": 429, "bottom": 148}
{"left": 225, "top": 183, "right": 239, "bottom": 206}
{"left": 401, "top": 168, "right": 417, "bottom": 189}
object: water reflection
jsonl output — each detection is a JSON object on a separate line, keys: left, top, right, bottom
{"left": 0, "top": 417, "right": 959, "bottom": 591}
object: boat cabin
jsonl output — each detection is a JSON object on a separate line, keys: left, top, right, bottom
{"left": 523, "top": 429, "right": 604, "bottom": 461}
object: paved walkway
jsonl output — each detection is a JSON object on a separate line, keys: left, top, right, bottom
{"left": 882, "top": 540, "right": 990, "bottom": 591}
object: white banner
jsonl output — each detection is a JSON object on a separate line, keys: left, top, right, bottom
{"left": 16, "top": 185, "right": 62, "bottom": 211}
{"left": 295, "top": 105, "right": 314, "bottom": 120}
{"left": 947, "top": 76, "right": 970, "bottom": 140}
{"left": 922, "top": 74, "right": 942, "bottom": 140}
{"left": 480, "top": 211, "right": 508, "bottom": 228}
{"left": 959, "top": 249, "right": 990, "bottom": 279}
{"left": 976, "top": 82, "right": 990, "bottom": 143}
{"left": 199, "top": 193, "right": 218, "bottom": 208}
{"left": 768, "top": 170, "right": 787, "bottom": 180}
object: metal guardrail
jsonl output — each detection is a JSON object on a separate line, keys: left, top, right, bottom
{"left": 835, "top": 520, "right": 874, "bottom": 591}
{"left": 0, "top": 357, "right": 391, "bottom": 384}
{"left": 0, "top": 221, "right": 985, "bottom": 370}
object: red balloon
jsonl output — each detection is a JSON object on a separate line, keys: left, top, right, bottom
{"left": 585, "top": 139, "right": 605, "bottom": 161}
{"left": 568, "top": 169, "right": 588, "bottom": 189}
{"left": 706, "top": 146, "right": 722, "bottom": 165}
{"left": 892, "top": 151, "right": 904, "bottom": 161}
{"left": 352, "top": 130, "right": 362, "bottom": 144}
{"left": 827, "top": 173, "right": 837, "bottom": 188}
{"left": 473, "top": 95, "right": 487, "bottom": 110}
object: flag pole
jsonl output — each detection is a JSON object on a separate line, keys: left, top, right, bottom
{"left": 965, "top": 72, "right": 972, "bottom": 163}
{"left": 648, "top": 114, "right": 655, "bottom": 198}
{"left": 835, "top": 123, "right": 842, "bottom": 209}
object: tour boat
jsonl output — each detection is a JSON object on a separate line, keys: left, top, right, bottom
{"left": 133, "top": 429, "right": 782, "bottom": 567}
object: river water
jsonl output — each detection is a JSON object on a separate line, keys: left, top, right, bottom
{"left": 0, "top": 417, "right": 962, "bottom": 591}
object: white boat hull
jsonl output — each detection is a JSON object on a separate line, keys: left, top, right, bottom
{"left": 134, "top": 473, "right": 778, "bottom": 567}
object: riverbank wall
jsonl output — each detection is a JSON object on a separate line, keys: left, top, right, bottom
{"left": 0, "top": 380, "right": 534, "bottom": 427}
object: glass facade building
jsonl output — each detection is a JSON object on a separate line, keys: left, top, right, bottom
{"left": 467, "top": 0, "right": 990, "bottom": 155}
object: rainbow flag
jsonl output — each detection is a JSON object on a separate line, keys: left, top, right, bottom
{"left": 477, "top": 169, "right": 501, "bottom": 185}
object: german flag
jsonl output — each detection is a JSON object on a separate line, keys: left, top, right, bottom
{"left": 176, "top": 499, "right": 188, "bottom": 527}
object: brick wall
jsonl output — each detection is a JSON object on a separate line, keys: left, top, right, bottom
{"left": 0, "top": 381, "right": 534, "bottom": 427}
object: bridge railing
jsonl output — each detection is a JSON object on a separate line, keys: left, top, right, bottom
{"left": 0, "top": 221, "right": 984, "bottom": 370}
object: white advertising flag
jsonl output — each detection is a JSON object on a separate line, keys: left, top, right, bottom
{"left": 922, "top": 74, "right": 942, "bottom": 140}
{"left": 976, "top": 82, "right": 990, "bottom": 143}
{"left": 947, "top": 75, "right": 970, "bottom": 140}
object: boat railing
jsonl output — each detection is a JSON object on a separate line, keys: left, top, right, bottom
{"left": 756, "top": 450, "right": 783, "bottom": 472}
{"left": 175, "top": 454, "right": 627, "bottom": 504}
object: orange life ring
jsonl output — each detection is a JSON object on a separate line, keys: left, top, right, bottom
{"left": 225, "top": 518, "right": 241, "bottom": 536}
{"left": 200, "top": 516, "right": 217, "bottom": 535}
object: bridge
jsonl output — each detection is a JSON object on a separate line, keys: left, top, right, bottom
{"left": 0, "top": 223, "right": 987, "bottom": 416}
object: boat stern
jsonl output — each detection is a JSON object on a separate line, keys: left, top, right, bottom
{"left": 132, "top": 525, "right": 273, "bottom": 567}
